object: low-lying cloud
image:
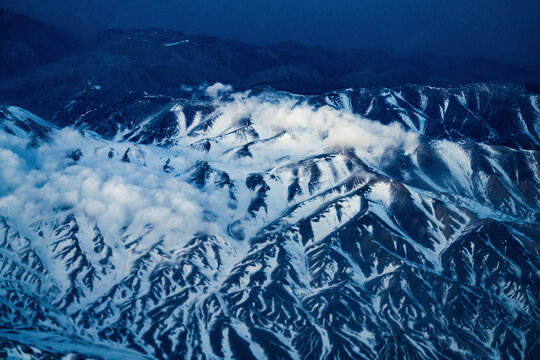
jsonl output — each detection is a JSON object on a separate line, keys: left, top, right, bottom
{"left": 0, "top": 127, "right": 228, "bottom": 248}
{"left": 204, "top": 89, "right": 419, "bottom": 162}
{"left": 0, "top": 86, "right": 419, "bottom": 249}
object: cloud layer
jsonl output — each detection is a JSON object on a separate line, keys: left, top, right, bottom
{"left": 0, "top": 88, "right": 419, "bottom": 248}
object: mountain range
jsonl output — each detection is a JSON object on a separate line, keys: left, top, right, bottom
{"left": 0, "top": 9, "right": 539, "bottom": 360}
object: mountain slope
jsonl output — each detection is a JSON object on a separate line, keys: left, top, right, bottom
{"left": 0, "top": 83, "right": 538, "bottom": 359}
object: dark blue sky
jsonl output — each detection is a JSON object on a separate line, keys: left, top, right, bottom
{"left": 1, "top": 0, "right": 539, "bottom": 65}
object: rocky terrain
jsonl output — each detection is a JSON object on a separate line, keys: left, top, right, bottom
{"left": 0, "top": 9, "right": 539, "bottom": 360}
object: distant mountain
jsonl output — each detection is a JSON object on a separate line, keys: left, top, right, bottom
{"left": 0, "top": 9, "right": 79, "bottom": 75}
{"left": 2, "top": 0, "right": 540, "bottom": 65}
{"left": 1, "top": 10, "right": 539, "bottom": 121}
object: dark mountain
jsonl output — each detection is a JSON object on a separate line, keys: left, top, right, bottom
{"left": 0, "top": 9, "right": 79, "bottom": 75}
{"left": 2, "top": 0, "right": 540, "bottom": 66}
{"left": 0, "top": 10, "right": 539, "bottom": 121}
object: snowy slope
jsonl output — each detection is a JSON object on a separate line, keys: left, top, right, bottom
{"left": 0, "top": 84, "right": 539, "bottom": 359}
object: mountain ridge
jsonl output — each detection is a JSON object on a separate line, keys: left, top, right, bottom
{"left": 0, "top": 82, "right": 539, "bottom": 359}
{"left": 1, "top": 9, "right": 540, "bottom": 121}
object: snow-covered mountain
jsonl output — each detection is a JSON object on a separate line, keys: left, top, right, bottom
{"left": 0, "top": 82, "right": 539, "bottom": 359}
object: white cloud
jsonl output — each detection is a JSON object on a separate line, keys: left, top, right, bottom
{"left": 0, "top": 87, "right": 419, "bottom": 253}
{"left": 0, "top": 127, "right": 227, "bottom": 247}
{"left": 205, "top": 82, "right": 234, "bottom": 99}
{"left": 0, "top": 148, "right": 25, "bottom": 194}
{"left": 204, "top": 87, "right": 419, "bottom": 164}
